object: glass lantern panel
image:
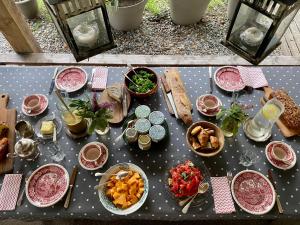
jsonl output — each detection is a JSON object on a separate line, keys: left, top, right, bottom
{"left": 229, "top": 3, "right": 274, "bottom": 57}
{"left": 265, "top": 7, "right": 298, "bottom": 53}
{"left": 66, "top": 8, "right": 110, "bottom": 51}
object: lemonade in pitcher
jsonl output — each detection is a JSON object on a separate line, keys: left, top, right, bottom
{"left": 246, "top": 98, "right": 284, "bottom": 139}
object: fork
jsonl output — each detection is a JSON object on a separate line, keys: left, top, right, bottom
{"left": 227, "top": 171, "right": 233, "bottom": 186}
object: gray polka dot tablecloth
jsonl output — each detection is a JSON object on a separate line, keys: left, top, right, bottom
{"left": 0, "top": 66, "right": 299, "bottom": 221}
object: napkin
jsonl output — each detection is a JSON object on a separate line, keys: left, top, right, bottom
{"left": 92, "top": 67, "right": 108, "bottom": 91}
{"left": 211, "top": 176, "right": 236, "bottom": 214}
{"left": 237, "top": 66, "right": 268, "bottom": 89}
{"left": 0, "top": 174, "right": 22, "bottom": 211}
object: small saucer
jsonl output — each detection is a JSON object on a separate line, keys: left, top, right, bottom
{"left": 265, "top": 141, "right": 296, "bottom": 170}
{"left": 78, "top": 142, "right": 109, "bottom": 171}
{"left": 243, "top": 117, "right": 271, "bottom": 142}
{"left": 22, "top": 94, "right": 48, "bottom": 117}
{"left": 196, "top": 95, "right": 222, "bottom": 117}
{"left": 35, "top": 115, "right": 62, "bottom": 140}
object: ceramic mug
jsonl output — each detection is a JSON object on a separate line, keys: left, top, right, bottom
{"left": 270, "top": 143, "right": 293, "bottom": 164}
{"left": 82, "top": 144, "right": 103, "bottom": 166}
{"left": 23, "top": 95, "right": 41, "bottom": 113}
{"left": 198, "top": 94, "right": 220, "bottom": 113}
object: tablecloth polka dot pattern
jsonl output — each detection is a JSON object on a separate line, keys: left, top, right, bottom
{"left": 0, "top": 66, "right": 299, "bottom": 221}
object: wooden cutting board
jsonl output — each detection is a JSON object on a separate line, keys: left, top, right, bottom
{"left": 262, "top": 87, "right": 299, "bottom": 138}
{"left": 0, "top": 94, "right": 16, "bottom": 174}
{"left": 99, "top": 83, "right": 131, "bottom": 124}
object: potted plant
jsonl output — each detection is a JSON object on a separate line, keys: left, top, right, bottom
{"left": 227, "top": 0, "right": 239, "bottom": 21}
{"left": 105, "top": 0, "right": 148, "bottom": 31}
{"left": 169, "top": 0, "right": 211, "bottom": 25}
{"left": 216, "top": 103, "right": 248, "bottom": 137}
{"left": 69, "top": 93, "right": 113, "bottom": 135}
{"left": 15, "top": 0, "right": 39, "bottom": 19}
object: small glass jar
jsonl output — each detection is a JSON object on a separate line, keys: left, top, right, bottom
{"left": 125, "top": 128, "right": 138, "bottom": 143}
{"left": 138, "top": 134, "right": 151, "bottom": 151}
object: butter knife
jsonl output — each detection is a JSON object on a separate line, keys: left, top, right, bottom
{"left": 161, "top": 76, "right": 179, "bottom": 119}
{"left": 268, "top": 169, "right": 284, "bottom": 214}
{"left": 122, "top": 85, "right": 128, "bottom": 117}
{"left": 64, "top": 165, "right": 78, "bottom": 209}
{"left": 209, "top": 67, "right": 213, "bottom": 94}
{"left": 49, "top": 67, "right": 58, "bottom": 95}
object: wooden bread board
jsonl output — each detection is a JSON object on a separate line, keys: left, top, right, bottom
{"left": 262, "top": 86, "right": 299, "bottom": 138}
{"left": 99, "top": 83, "right": 131, "bottom": 124}
{"left": 0, "top": 94, "right": 16, "bottom": 174}
{"left": 164, "top": 68, "right": 193, "bottom": 126}
{"left": 160, "top": 82, "right": 174, "bottom": 115}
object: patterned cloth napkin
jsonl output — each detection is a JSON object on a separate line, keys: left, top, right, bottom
{"left": 211, "top": 176, "right": 236, "bottom": 214}
{"left": 91, "top": 67, "right": 108, "bottom": 91}
{"left": 237, "top": 66, "right": 268, "bottom": 89}
{"left": 0, "top": 174, "right": 22, "bottom": 211}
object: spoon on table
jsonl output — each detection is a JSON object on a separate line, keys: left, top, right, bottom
{"left": 181, "top": 182, "right": 210, "bottom": 214}
{"left": 94, "top": 170, "right": 129, "bottom": 190}
{"left": 114, "top": 120, "right": 135, "bottom": 142}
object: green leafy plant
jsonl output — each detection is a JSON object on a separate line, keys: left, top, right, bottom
{"left": 216, "top": 103, "right": 248, "bottom": 136}
{"left": 69, "top": 93, "right": 113, "bottom": 134}
{"left": 128, "top": 70, "right": 155, "bottom": 93}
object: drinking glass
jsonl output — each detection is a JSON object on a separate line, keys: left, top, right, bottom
{"left": 245, "top": 98, "right": 284, "bottom": 139}
{"left": 42, "top": 141, "right": 65, "bottom": 162}
{"left": 239, "top": 149, "right": 259, "bottom": 167}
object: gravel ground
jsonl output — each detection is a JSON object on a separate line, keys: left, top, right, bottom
{"left": 0, "top": 4, "right": 281, "bottom": 56}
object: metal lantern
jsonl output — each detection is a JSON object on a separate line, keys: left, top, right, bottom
{"left": 223, "top": 0, "right": 300, "bottom": 65}
{"left": 44, "top": 0, "right": 116, "bottom": 61}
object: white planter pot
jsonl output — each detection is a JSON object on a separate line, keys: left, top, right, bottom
{"left": 107, "top": 0, "right": 147, "bottom": 31}
{"left": 169, "top": 0, "right": 211, "bottom": 25}
{"left": 15, "top": 0, "right": 39, "bottom": 20}
{"left": 227, "top": 0, "right": 239, "bottom": 21}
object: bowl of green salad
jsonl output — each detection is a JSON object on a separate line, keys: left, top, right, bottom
{"left": 124, "top": 67, "right": 158, "bottom": 98}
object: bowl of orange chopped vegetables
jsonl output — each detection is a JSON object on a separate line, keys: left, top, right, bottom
{"left": 98, "top": 163, "right": 149, "bottom": 215}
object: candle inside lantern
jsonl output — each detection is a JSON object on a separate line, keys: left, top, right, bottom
{"left": 240, "top": 27, "right": 264, "bottom": 47}
{"left": 73, "top": 23, "right": 99, "bottom": 48}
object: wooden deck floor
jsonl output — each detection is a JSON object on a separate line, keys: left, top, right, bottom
{"left": 279, "top": 12, "right": 300, "bottom": 56}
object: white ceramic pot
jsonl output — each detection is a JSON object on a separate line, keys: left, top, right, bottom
{"left": 169, "top": 0, "right": 211, "bottom": 25}
{"left": 227, "top": 0, "right": 239, "bottom": 21}
{"left": 15, "top": 0, "right": 39, "bottom": 19}
{"left": 107, "top": 0, "right": 147, "bottom": 31}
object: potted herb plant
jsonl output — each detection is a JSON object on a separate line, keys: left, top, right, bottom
{"left": 15, "top": 0, "right": 39, "bottom": 19}
{"left": 69, "top": 93, "right": 113, "bottom": 135}
{"left": 105, "top": 0, "right": 148, "bottom": 31}
{"left": 216, "top": 103, "right": 248, "bottom": 137}
{"left": 169, "top": 0, "right": 211, "bottom": 25}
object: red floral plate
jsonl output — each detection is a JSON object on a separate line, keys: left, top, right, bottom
{"left": 55, "top": 67, "right": 88, "bottom": 93}
{"left": 78, "top": 142, "right": 109, "bottom": 171}
{"left": 22, "top": 94, "right": 48, "bottom": 117}
{"left": 214, "top": 66, "right": 245, "bottom": 92}
{"left": 265, "top": 141, "right": 296, "bottom": 170}
{"left": 231, "top": 170, "right": 275, "bottom": 215}
{"left": 26, "top": 164, "right": 69, "bottom": 208}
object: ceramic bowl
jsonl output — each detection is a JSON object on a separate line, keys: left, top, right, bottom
{"left": 186, "top": 121, "right": 225, "bottom": 157}
{"left": 124, "top": 67, "right": 158, "bottom": 98}
{"left": 98, "top": 163, "right": 149, "bottom": 215}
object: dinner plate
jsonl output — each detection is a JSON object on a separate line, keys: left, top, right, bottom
{"left": 214, "top": 66, "right": 245, "bottom": 92}
{"left": 55, "top": 67, "right": 88, "bottom": 93}
{"left": 22, "top": 94, "right": 48, "bottom": 117}
{"left": 231, "top": 170, "right": 275, "bottom": 215}
{"left": 26, "top": 164, "right": 69, "bottom": 208}
{"left": 265, "top": 141, "right": 296, "bottom": 170}
{"left": 98, "top": 163, "right": 149, "bottom": 215}
{"left": 78, "top": 142, "right": 109, "bottom": 171}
